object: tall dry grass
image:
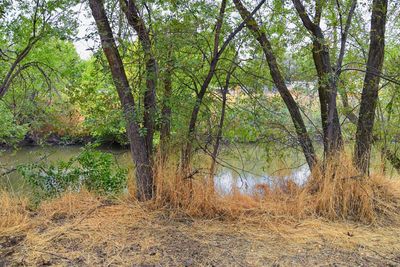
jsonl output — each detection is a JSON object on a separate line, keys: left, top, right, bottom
{"left": 137, "top": 152, "right": 400, "bottom": 224}
{"left": 306, "top": 153, "right": 400, "bottom": 223}
{"left": 0, "top": 191, "right": 30, "bottom": 235}
{"left": 1, "top": 152, "right": 400, "bottom": 233}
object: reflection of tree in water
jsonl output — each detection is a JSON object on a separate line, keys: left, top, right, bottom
{"left": 214, "top": 145, "right": 311, "bottom": 194}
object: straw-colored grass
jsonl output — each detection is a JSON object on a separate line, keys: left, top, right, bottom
{"left": 306, "top": 153, "right": 400, "bottom": 223}
{"left": 0, "top": 191, "right": 29, "bottom": 235}
{"left": 1, "top": 152, "right": 400, "bottom": 265}
{"left": 146, "top": 153, "right": 400, "bottom": 224}
{"left": 1, "top": 189, "right": 400, "bottom": 266}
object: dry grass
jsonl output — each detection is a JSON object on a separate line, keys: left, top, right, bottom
{"left": 1, "top": 190, "right": 400, "bottom": 266}
{"left": 2, "top": 152, "right": 399, "bottom": 230}
{"left": 305, "top": 154, "right": 400, "bottom": 223}
{"left": 1, "top": 152, "right": 400, "bottom": 265}
{"left": 145, "top": 153, "right": 400, "bottom": 224}
{"left": 0, "top": 191, "right": 29, "bottom": 235}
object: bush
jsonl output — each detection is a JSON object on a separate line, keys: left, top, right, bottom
{"left": 77, "top": 148, "right": 127, "bottom": 195}
{"left": 0, "top": 102, "right": 28, "bottom": 146}
{"left": 17, "top": 146, "right": 127, "bottom": 202}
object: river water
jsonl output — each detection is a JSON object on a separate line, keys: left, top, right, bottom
{"left": 0, "top": 145, "right": 310, "bottom": 194}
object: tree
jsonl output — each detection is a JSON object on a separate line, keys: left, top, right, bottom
{"left": 354, "top": 0, "right": 388, "bottom": 174}
{"left": 0, "top": 0, "right": 78, "bottom": 98}
{"left": 233, "top": 0, "right": 317, "bottom": 170}
{"left": 181, "top": 0, "right": 267, "bottom": 174}
{"left": 89, "top": 0, "right": 154, "bottom": 201}
{"left": 209, "top": 55, "right": 237, "bottom": 178}
{"left": 292, "top": 0, "right": 343, "bottom": 157}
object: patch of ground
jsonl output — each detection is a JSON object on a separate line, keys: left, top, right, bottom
{"left": 1, "top": 194, "right": 400, "bottom": 266}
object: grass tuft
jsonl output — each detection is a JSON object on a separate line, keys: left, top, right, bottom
{"left": 0, "top": 191, "right": 29, "bottom": 235}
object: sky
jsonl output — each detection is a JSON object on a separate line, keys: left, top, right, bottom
{"left": 73, "top": 3, "right": 94, "bottom": 60}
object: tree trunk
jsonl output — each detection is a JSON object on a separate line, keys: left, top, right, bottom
{"left": 354, "top": 0, "right": 387, "bottom": 174}
{"left": 160, "top": 48, "right": 173, "bottom": 162}
{"left": 233, "top": 0, "right": 317, "bottom": 171}
{"left": 181, "top": 0, "right": 227, "bottom": 174}
{"left": 89, "top": 0, "right": 154, "bottom": 201}
{"left": 292, "top": 0, "right": 343, "bottom": 157}
{"left": 120, "top": 0, "right": 157, "bottom": 156}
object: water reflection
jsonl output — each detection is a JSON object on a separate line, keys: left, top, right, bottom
{"left": 1, "top": 145, "right": 310, "bottom": 194}
{"left": 214, "top": 164, "right": 310, "bottom": 194}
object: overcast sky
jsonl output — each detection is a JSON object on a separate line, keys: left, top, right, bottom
{"left": 73, "top": 3, "right": 94, "bottom": 60}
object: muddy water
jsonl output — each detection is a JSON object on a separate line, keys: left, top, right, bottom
{"left": 0, "top": 145, "right": 309, "bottom": 194}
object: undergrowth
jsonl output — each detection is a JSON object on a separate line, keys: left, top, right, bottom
{"left": 0, "top": 192, "right": 29, "bottom": 235}
{"left": 147, "top": 152, "right": 400, "bottom": 224}
{"left": 17, "top": 146, "right": 127, "bottom": 204}
{"left": 1, "top": 152, "right": 400, "bottom": 238}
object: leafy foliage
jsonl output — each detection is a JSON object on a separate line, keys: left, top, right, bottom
{"left": 0, "top": 102, "right": 28, "bottom": 146}
{"left": 18, "top": 146, "right": 127, "bottom": 201}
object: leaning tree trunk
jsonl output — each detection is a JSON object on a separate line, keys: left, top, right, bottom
{"left": 233, "top": 0, "right": 317, "bottom": 171}
{"left": 354, "top": 0, "right": 387, "bottom": 174}
{"left": 180, "top": 0, "right": 267, "bottom": 174}
{"left": 89, "top": 0, "right": 154, "bottom": 201}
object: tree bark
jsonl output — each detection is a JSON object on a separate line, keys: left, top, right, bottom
{"left": 292, "top": 0, "right": 343, "bottom": 157}
{"left": 89, "top": 0, "right": 154, "bottom": 201}
{"left": 120, "top": 0, "right": 157, "bottom": 156}
{"left": 233, "top": 0, "right": 317, "bottom": 171}
{"left": 354, "top": 0, "right": 388, "bottom": 174}
{"left": 160, "top": 48, "right": 173, "bottom": 162}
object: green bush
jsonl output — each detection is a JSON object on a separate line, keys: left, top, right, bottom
{"left": 17, "top": 146, "right": 127, "bottom": 202}
{"left": 77, "top": 148, "right": 127, "bottom": 195}
{"left": 0, "top": 102, "right": 28, "bottom": 146}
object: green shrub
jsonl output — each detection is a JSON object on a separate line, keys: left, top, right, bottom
{"left": 77, "top": 148, "right": 127, "bottom": 195}
{"left": 17, "top": 146, "right": 127, "bottom": 202}
{"left": 0, "top": 102, "right": 28, "bottom": 146}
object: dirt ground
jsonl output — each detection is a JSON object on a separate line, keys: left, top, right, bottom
{"left": 1, "top": 193, "right": 400, "bottom": 267}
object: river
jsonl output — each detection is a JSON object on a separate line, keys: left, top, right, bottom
{"left": 0, "top": 145, "right": 311, "bottom": 194}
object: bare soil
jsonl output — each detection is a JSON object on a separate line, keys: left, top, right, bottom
{"left": 1, "top": 196, "right": 400, "bottom": 267}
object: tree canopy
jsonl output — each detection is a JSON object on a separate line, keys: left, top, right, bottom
{"left": 1, "top": 0, "right": 399, "bottom": 200}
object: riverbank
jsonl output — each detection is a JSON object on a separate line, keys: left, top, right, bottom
{"left": 2, "top": 151, "right": 400, "bottom": 266}
{"left": 1, "top": 191, "right": 400, "bottom": 266}
{"left": 0, "top": 133, "right": 128, "bottom": 150}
